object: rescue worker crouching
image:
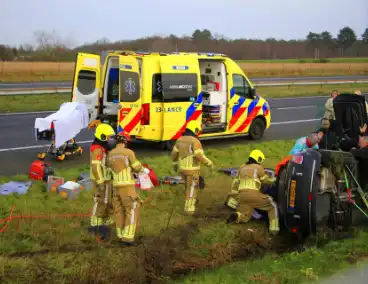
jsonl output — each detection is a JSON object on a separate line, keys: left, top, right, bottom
{"left": 88, "top": 123, "right": 116, "bottom": 240}
{"left": 226, "top": 150, "right": 279, "bottom": 236}
{"left": 171, "top": 120, "right": 214, "bottom": 216}
{"left": 106, "top": 131, "right": 149, "bottom": 246}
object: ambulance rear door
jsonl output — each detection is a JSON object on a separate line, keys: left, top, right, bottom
{"left": 160, "top": 56, "right": 202, "bottom": 142}
{"left": 117, "top": 55, "right": 142, "bottom": 136}
{"left": 71, "top": 53, "right": 101, "bottom": 123}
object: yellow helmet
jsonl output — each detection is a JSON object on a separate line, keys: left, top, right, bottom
{"left": 186, "top": 120, "right": 202, "bottom": 136}
{"left": 94, "top": 123, "right": 116, "bottom": 141}
{"left": 249, "top": 149, "right": 265, "bottom": 164}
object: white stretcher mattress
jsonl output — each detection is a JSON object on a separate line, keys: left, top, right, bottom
{"left": 34, "top": 102, "right": 89, "bottom": 148}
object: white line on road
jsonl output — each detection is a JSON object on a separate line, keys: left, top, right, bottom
{"left": 276, "top": 105, "right": 316, "bottom": 110}
{"left": 0, "top": 118, "right": 322, "bottom": 152}
{"left": 0, "top": 111, "right": 54, "bottom": 116}
{"left": 271, "top": 118, "right": 321, "bottom": 125}
{"left": 0, "top": 140, "right": 93, "bottom": 152}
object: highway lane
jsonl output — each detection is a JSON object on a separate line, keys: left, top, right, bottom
{"left": 0, "top": 95, "right": 326, "bottom": 176}
{"left": 1, "top": 75, "right": 367, "bottom": 89}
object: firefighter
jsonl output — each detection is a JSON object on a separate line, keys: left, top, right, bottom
{"left": 171, "top": 120, "right": 214, "bottom": 216}
{"left": 106, "top": 131, "right": 149, "bottom": 245}
{"left": 88, "top": 123, "right": 116, "bottom": 240}
{"left": 226, "top": 150, "right": 279, "bottom": 235}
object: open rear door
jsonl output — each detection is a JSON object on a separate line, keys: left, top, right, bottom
{"left": 117, "top": 55, "right": 141, "bottom": 135}
{"left": 160, "top": 56, "right": 202, "bottom": 141}
{"left": 71, "top": 53, "right": 100, "bottom": 123}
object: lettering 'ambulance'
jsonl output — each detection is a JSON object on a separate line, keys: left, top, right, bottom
{"left": 71, "top": 51, "right": 271, "bottom": 150}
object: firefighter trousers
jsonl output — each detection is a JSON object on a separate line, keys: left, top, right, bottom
{"left": 181, "top": 172, "right": 200, "bottom": 215}
{"left": 112, "top": 184, "right": 141, "bottom": 243}
{"left": 90, "top": 180, "right": 114, "bottom": 227}
{"left": 237, "top": 189, "right": 279, "bottom": 232}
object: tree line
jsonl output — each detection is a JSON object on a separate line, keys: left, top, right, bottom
{"left": 1, "top": 27, "right": 367, "bottom": 62}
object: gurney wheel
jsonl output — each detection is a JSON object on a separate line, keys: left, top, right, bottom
{"left": 77, "top": 147, "right": 83, "bottom": 155}
{"left": 56, "top": 154, "right": 66, "bottom": 161}
{"left": 37, "top": 152, "right": 46, "bottom": 160}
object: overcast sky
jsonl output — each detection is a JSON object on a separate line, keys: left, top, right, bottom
{"left": 1, "top": 0, "right": 367, "bottom": 47}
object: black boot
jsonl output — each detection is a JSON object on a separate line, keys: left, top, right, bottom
{"left": 226, "top": 212, "right": 239, "bottom": 224}
{"left": 88, "top": 225, "right": 110, "bottom": 241}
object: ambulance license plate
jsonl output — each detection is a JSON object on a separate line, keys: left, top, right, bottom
{"left": 289, "top": 180, "right": 296, "bottom": 208}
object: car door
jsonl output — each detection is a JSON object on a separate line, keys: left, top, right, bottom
{"left": 71, "top": 52, "right": 101, "bottom": 123}
{"left": 159, "top": 55, "right": 202, "bottom": 141}
{"left": 117, "top": 55, "right": 142, "bottom": 136}
{"left": 227, "top": 73, "right": 261, "bottom": 133}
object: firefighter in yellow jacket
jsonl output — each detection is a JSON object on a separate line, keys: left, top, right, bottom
{"left": 171, "top": 120, "right": 214, "bottom": 215}
{"left": 106, "top": 131, "right": 149, "bottom": 245}
{"left": 88, "top": 123, "right": 116, "bottom": 240}
{"left": 226, "top": 149, "right": 279, "bottom": 235}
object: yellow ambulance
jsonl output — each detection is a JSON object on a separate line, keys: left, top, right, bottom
{"left": 71, "top": 51, "right": 271, "bottom": 150}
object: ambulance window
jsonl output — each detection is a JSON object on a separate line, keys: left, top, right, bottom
{"left": 119, "top": 71, "right": 140, "bottom": 102}
{"left": 77, "top": 70, "right": 96, "bottom": 95}
{"left": 152, "top": 74, "right": 163, "bottom": 102}
{"left": 161, "top": 73, "right": 198, "bottom": 102}
{"left": 232, "top": 74, "right": 250, "bottom": 98}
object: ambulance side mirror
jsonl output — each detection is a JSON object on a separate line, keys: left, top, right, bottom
{"left": 249, "top": 88, "right": 256, "bottom": 99}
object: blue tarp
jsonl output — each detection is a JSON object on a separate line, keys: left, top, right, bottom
{"left": 0, "top": 181, "right": 32, "bottom": 195}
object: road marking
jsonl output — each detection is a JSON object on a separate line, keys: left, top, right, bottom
{"left": 0, "top": 111, "right": 54, "bottom": 116}
{"left": 0, "top": 140, "right": 93, "bottom": 152}
{"left": 0, "top": 118, "right": 323, "bottom": 152}
{"left": 276, "top": 105, "right": 316, "bottom": 110}
{"left": 271, "top": 118, "right": 321, "bottom": 125}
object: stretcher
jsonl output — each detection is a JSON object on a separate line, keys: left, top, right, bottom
{"left": 34, "top": 102, "right": 88, "bottom": 161}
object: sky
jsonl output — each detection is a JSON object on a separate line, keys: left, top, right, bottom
{"left": 1, "top": 0, "right": 367, "bottom": 47}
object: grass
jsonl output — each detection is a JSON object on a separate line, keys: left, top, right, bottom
{"left": 0, "top": 60, "right": 367, "bottom": 82}
{"left": 0, "top": 83, "right": 367, "bottom": 113}
{"left": 237, "top": 57, "right": 368, "bottom": 63}
{"left": 173, "top": 233, "right": 368, "bottom": 284}
{"left": 0, "top": 139, "right": 292, "bottom": 283}
{"left": 1, "top": 139, "right": 367, "bottom": 283}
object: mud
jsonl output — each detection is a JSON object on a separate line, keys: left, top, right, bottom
{"left": 3, "top": 212, "right": 367, "bottom": 284}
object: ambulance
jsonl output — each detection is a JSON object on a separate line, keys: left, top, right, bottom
{"left": 71, "top": 51, "right": 271, "bottom": 150}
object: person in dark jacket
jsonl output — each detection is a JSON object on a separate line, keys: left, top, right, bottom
{"left": 317, "top": 119, "right": 339, "bottom": 150}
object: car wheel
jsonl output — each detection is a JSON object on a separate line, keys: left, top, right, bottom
{"left": 249, "top": 118, "right": 266, "bottom": 140}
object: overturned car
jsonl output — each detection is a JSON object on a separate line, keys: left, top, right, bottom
{"left": 276, "top": 93, "right": 368, "bottom": 237}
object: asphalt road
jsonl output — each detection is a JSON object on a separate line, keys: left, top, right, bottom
{"left": 0, "top": 95, "right": 331, "bottom": 176}
{"left": 1, "top": 75, "right": 367, "bottom": 89}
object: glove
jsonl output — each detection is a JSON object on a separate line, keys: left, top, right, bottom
{"left": 173, "top": 163, "right": 178, "bottom": 173}
{"left": 208, "top": 161, "right": 215, "bottom": 171}
{"left": 142, "top": 167, "right": 150, "bottom": 174}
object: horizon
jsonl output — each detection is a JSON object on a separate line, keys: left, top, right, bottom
{"left": 1, "top": 0, "right": 367, "bottom": 47}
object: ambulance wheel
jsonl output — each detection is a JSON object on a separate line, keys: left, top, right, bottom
{"left": 163, "top": 140, "right": 176, "bottom": 151}
{"left": 56, "top": 154, "right": 66, "bottom": 161}
{"left": 249, "top": 118, "right": 265, "bottom": 140}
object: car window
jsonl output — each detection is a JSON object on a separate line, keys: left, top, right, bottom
{"left": 119, "top": 71, "right": 140, "bottom": 102}
{"left": 232, "top": 74, "right": 250, "bottom": 98}
{"left": 161, "top": 73, "right": 198, "bottom": 103}
{"left": 152, "top": 74, "right": 163, "bottom": 102}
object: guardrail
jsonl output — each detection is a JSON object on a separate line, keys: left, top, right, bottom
{"left": 0, "top": 80, "right": 367, "bottom": 96}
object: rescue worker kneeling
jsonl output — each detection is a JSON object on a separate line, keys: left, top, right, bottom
{"left": 171, "top": 120, "right": 214, "bottom": 216}
{"left": 89, "top": 123, "right": 116, "bottom": 240}
{"left": 106, "top": 131, "right": 149, "bottom": 245}
{"left": 226, "top": 150, "right": 279, "bottom": 235}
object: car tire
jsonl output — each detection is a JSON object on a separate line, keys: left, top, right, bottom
{"left": 249, "top": 118, "right": 266, "bottom": 140}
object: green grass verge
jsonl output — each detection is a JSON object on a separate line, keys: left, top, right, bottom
{"left": 173, "top": 233, "right": 368, "bottom": 284}
{"left": 0, "top": 83, "right": 367, "bottom": 113}
{"left": 1, "top": 139, "right": 368, "bottom": 283}
{"left": 237, "top": 57, "right": 368, "bottom": 63}
{"left": 0, "top": 140, "right": 292, "bottom": 283}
